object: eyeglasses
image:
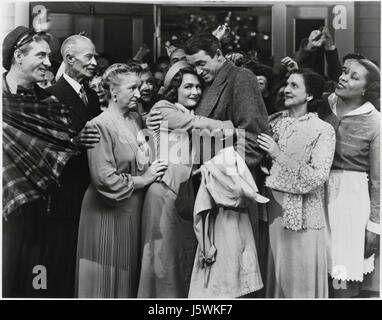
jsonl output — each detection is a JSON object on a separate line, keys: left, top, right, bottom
{"left": 14, "top": 31, "right": 51, "bottom": 50}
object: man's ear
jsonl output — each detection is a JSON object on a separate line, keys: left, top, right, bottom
{"left": 215, "top": 49, "right": 224, "bottom": 62}
{"left": 14, "top": 49, "right": 23, "bottom": 64}
{"left": 64, "top": 51, "right": 75, "bottom": 65}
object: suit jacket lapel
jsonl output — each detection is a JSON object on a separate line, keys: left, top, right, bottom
{"left": 196, "top": 61, "right": 232, "bottom": 117}
{"left": 55, "top": 77, "right": 92, "bottom": 131}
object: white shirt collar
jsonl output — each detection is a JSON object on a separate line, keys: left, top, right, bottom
{"left": 329, "top": 93, "right": 375, "bottom": 116}
{"left": 6, "top": 72, "right": 21, "bottom": 94}
{"left": 63, "top": 73, "right": 82, "bottom": 94}
{"left": 345, "top": 101, "right": 375, "bottom": 116}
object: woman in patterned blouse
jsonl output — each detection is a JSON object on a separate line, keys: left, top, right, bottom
{"left": 257, "top": 69, "right": 336, "bottom": 298}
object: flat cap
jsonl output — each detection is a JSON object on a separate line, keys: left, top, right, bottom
{"left": 2, "top": 26, "right": 30, "bottom": 70}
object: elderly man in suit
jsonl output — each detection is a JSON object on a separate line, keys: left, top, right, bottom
{"left": 45, "top": 34, "right": 101, "bottom": 297}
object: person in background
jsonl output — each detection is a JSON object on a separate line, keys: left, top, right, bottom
{"left": 76, "top": 63, "right": 168, "bottom": 298}
{"left": 258, "top": 69, "right": 335, "bottom": 298}
{"left": 169, "top": 47, "right": 187, "bottom": 66}
{"left": 156, "top": 56, "right": 171, "bottom": 74}
{"left": 244, "top": 60, "right": 276, "bottom": 114}
{"left": 319, "top": 59, "right": 380, "bottom": 298}
{"left": 295, "top": 27, "right": 342, "bottom": 80}
{"left": 137, "top": 68, "right": 158, "bottom": 121}
{"left": 89, "top": 73, "right": 107, "bottom": 111}
{"left": 95, "top": 52, "right": 112, "bottom": 74}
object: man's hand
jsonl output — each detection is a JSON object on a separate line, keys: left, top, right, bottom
{"left": 306, "top": 29, "right": 325, "bottom": 51}
{"left": 71, "top": 125, "right": 100, "bottom": 149}
{"left": 364, "top": 229, "right": 380, "bottom": 259}
{"left": 212, "top": 24, "right": 231, "bottom": 42}
{"left": 133, "top": 43, "right": 150, "bottom": 62}
{"left": 165, "top": 42, "right": 177, "bottom": 58}
{"left": 281, "top": 56, "right": 299, "bottom": 72}
{"left": 226, "top": 52, "right": 245, "bottom": 66}
{"left": 146, "top": 109, "right": 163, "bottom": 131}
{"left": 322, "top": 27, "right": 336, "bottom": 51}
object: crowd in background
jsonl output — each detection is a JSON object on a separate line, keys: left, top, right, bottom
{"left": 2, "top": 22, "right": 380, "bottom": 299}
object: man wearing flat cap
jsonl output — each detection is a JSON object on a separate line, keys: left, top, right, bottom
{"left": 2, "top": 26, "right": 75, "bottom": 297}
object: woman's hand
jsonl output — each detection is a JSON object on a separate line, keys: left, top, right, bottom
{"left": 306, "top": 29, "right": 325, "bottom": 50}
{"left": 364, "top": 230, "right": 380, "bottom": 259}
{"left": 257, "top": 133, "right": 281, "bottom": 159}
{"left": 146, "top": 109, "right": 163, "bottom": 131}
{"left": 142, "top": 159, "right": 168, "bottom": 185}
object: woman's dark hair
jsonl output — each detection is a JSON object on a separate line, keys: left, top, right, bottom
{"left": 356, "top": 59, "right": 380, "bottom": 104}
{"left": 289, "top": 68, "right": 325, "bottom": 112}
{"left": 342, "top": 52, "right": 366, "bottom": 64}
{"left": 244, "top": 60, "right": 275, "bottom": 90}
{"left": 163, "top": 67, "right": 203, "bottom": 103}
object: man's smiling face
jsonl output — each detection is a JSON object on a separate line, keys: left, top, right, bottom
{"left": 186, "top": 50, "right": 222, "bottom": 84}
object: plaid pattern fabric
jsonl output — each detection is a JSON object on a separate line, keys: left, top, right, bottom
{"left": 3, "top": 92, "right": 76, "bottom": 218}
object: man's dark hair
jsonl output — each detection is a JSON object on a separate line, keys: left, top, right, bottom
{"left": 184, "top": 33, "right": 221, "bottom": 58}
{"left": 244, "top": 60, "right": 275, "bottom": 89}
{"left": 156, "top": 56, "right": 170, "bottom": 65}
{"left": 342, "top": 53, "right": 366, "bottom": 63}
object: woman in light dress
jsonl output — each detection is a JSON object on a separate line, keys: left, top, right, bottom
{"left": 319, "top": 59, "right": 380, "bottom": 298}
{"left": 257, "top": 69, "right": 336, "bottom": 298}
{"left": 75, "top": 63, "right": 168, "bottom": 298}
{"left": 138, "top": 61, "right": 236, "bottom": 298}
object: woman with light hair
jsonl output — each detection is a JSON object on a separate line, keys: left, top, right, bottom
{"left": 75, "top": 63, "right": 168, "bottom": 298}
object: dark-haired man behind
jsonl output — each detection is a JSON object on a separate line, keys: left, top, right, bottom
{"left": 184, "top": 33, "right": 269, "bottom": 296}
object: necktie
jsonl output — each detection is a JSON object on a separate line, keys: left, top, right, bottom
{"left": 79, "top": 86, "right": 88, "bottom": 106}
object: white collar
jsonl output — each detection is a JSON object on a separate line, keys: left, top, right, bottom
{"left": 63, "top": 73, "right": 82, "bottom": 94}
{"left": 5, "top": 72, "right": 19, "bottom": 94}
{"left": 329, "top": 93, "right": 375, "bottom": 116}
{"left": 345, "top": 101, "right": 375, "bottom": 116}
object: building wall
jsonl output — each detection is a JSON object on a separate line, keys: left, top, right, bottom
{"left": 1, "top": 2, "right": 29, "bottom": 34}
{"left": 355, "top": 1, "right": 380, "bottom": 65}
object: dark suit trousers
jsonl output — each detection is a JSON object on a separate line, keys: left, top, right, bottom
{"left": 2, "top": 199, "right": 48, "bottom": 298}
